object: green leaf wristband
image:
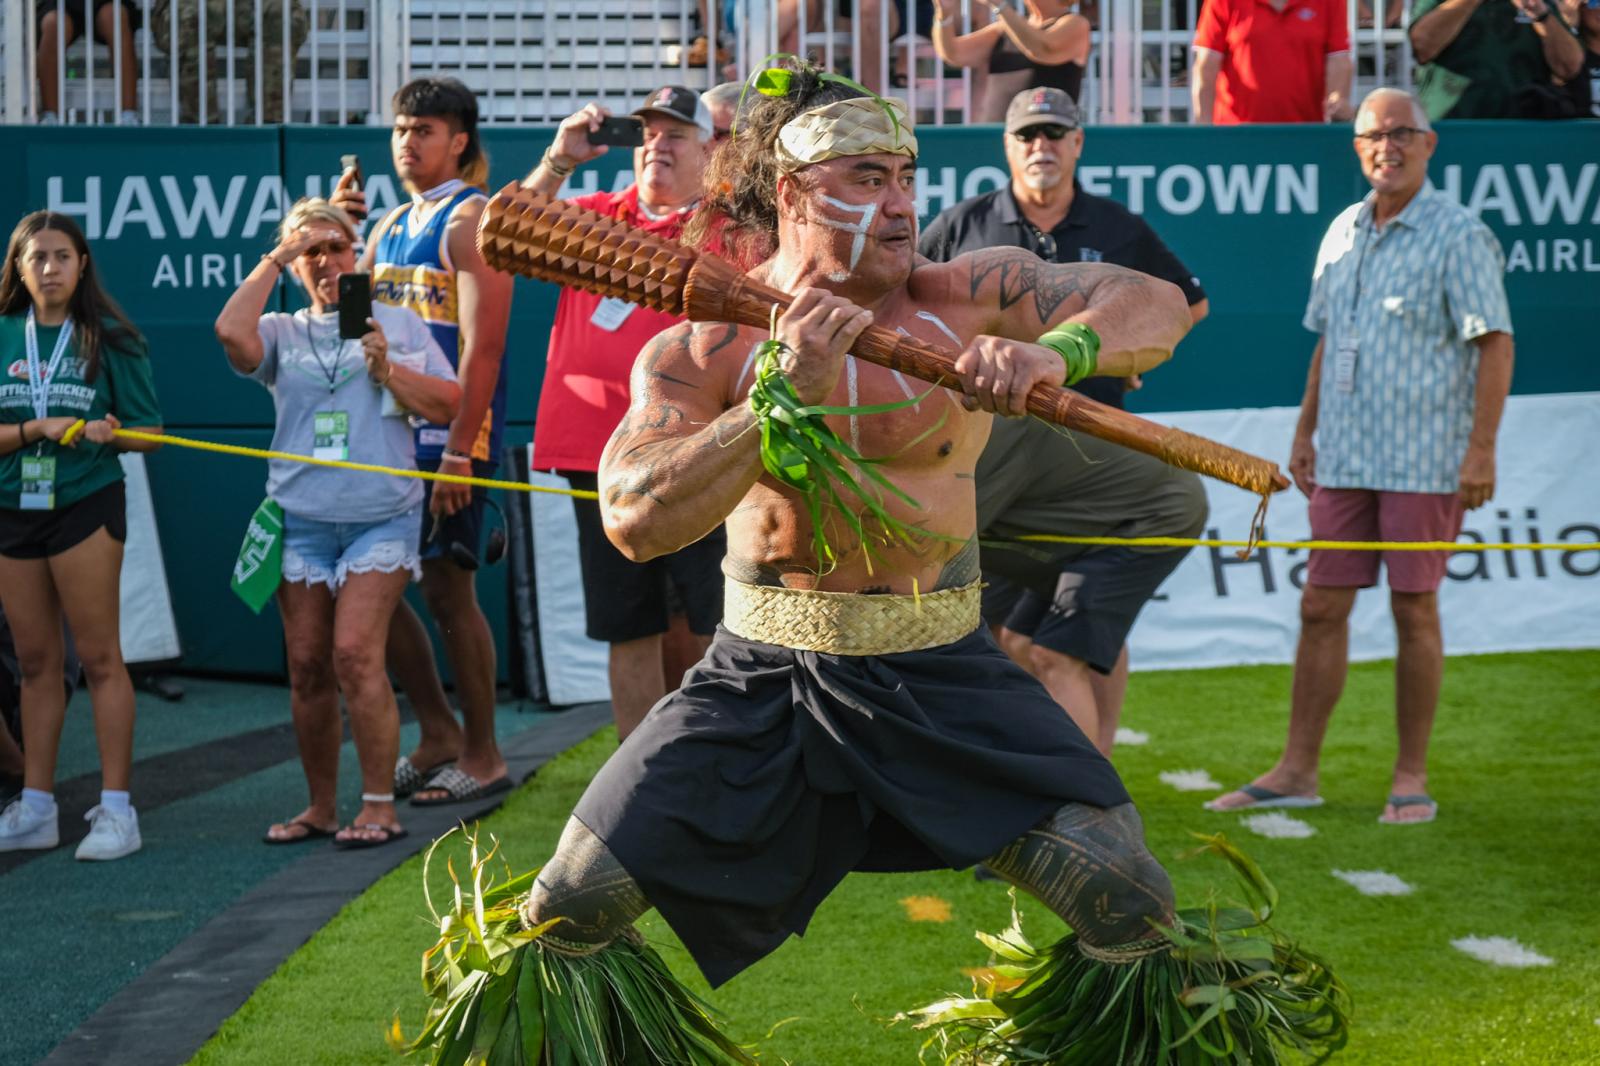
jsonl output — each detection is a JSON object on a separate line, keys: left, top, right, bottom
{"left": 1036, "top": 322, "right": 1102, "bottom": 388}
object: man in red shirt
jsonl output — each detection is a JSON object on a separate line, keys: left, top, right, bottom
{"left": 521, "top": 87, "right": 724, "bottom": 739}
{"left": 1190, "top": 0, "right": 1354, "bottom": 123}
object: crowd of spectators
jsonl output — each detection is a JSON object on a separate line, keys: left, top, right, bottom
{"left": 28, "top": 0, "right": 1600, "bottom": 126}
{"left": 0, "top": 12, "right": 1529, "bottom": 856}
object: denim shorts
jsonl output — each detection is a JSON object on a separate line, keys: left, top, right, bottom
{"left": 280, "top": 503, "right": 422, "bottom": 593}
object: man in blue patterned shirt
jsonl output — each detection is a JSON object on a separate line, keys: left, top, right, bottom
{"left": 1207, "top": 87, "right": 1513, "bottom": 826}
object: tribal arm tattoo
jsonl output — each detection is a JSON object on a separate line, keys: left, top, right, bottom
{"left": 965, "top": 248, "right": 1193, "bottom": 378}
{"left": 599, "top": 324, "right": 765, "bottom": 562}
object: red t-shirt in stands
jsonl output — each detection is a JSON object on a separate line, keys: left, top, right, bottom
{"left": 530, "top": 185, "right": 696, "bottom": 473}
{"left": 1193, "top": 0, "right": 1349, "bottom": 124}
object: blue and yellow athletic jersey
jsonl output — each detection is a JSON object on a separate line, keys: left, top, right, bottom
{"left": 370, "top": 186, "right": 505, "bottom": 464}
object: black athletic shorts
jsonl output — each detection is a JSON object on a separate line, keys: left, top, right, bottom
{"left": 562, "top": 470, "right": 725, "bottom": 644}
{"left": 981, "top": 545, "right": 1188, "bottom": 674}
{"left": 418, "top": 457, "right": 495, "bottom": 565}
{"left": 0, "top": 479, "right": 127, "bottom": 560}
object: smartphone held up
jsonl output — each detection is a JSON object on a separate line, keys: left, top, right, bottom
{"left": 588, "top": 116, "right": 645, "bottom": 148}
{"left": 337, "top": 273, "right": 372, "bottom": 340}
{"left": 340, "top": 154, "right": 367, "bottom": 221}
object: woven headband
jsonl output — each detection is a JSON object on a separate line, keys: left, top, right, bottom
{"left": 774, "top": 97, "right": 918, "bottom": 174}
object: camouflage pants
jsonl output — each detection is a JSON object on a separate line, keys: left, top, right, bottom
{"left": 150, "top": 0, "right": 309, "bottom": 123}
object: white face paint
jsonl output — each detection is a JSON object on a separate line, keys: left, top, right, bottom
{"left": 814, "top": 194, "right": 879, "bottom": 276}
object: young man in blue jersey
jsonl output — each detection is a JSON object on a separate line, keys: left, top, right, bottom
{"left": 333, "top": 78, "right": 516, "bottom": 805}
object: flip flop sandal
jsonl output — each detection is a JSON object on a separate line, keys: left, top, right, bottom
{"left": 394, "top": 755, "right": 454, "bottom": 800}
{"left": 332, "top": 823, "right": 410, "bottom": 850}
{"left": 263, "top": 817, "right": 337, "bottom": 845}
{"left": 1378, "top": 793, "right": 1437, "bottom": 825}
{"left": 409, "top": 766, "right": 514, "bottom": 807}
{"left": 1203, "top": 783, "right": 1325, "bottom": 812}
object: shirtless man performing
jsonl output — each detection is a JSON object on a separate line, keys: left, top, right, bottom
{"left": 527, "top": 61, "right": 1185, "bottom": 990}
{"left": 421, "top": 65, "right": 1345, "bottom": 1065}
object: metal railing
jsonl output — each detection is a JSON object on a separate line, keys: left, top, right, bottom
{"left": 0, "top": 0, "right": 1414, "bottom": 126}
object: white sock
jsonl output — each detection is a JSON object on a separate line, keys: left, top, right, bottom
{"left": 20, "top": 788, "right": 56, "bottom": 817}
{"left": 100, "top": 789, "right": 132, "bottom": 816}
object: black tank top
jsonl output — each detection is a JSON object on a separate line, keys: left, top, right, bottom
{"left": 988, "top": 16, "right": 1085, "bottom": 102}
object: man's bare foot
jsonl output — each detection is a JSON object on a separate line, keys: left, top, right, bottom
{"left": 334, "top": 799, "right": 405, "bottom": 847}
{"left": 1203, "top": 770, "right": 1322, "bottom": 811}
{"left": 264, "top": 806, "right": 338, "bottom": 843}
{"left": 411, "top": 755, "right": 512, "bottom": 805}
{"left": 1379, "top": 772, "right": 1435, "bottom": 824}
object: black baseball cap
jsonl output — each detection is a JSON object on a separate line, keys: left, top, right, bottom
{"left": 1005, "top": 87, "right": 1082, "bottom": 134}
{"left": 633, "top": 85, "right": 714, "bottom": 137}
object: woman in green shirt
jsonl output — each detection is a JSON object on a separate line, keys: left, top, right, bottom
{"left": 0, "top": 210, "right": 163, "bottom": 862}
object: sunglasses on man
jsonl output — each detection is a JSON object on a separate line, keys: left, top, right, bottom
{"left": 1010, "top": 124, "right": 1071, "bottom": 142}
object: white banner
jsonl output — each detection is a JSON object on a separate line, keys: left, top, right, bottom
{"left": 1127, "top": 393, "right": 1600, "bottom": 670}
{"left": 118, "top": 453, "right": 181, "bottom": 664}
{"left": 521, "top": 396, "right": 1599, "bottom": 689}
{"left": 526, "top": 462, "right": 611, "bottom": 706}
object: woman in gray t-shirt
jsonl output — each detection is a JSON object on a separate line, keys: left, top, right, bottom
{"left": 215, "top": 198, "right": 459, "bottom": 850}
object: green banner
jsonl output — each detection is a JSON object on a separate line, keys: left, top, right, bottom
{"left": 4, "top": 121, "right": 1593, "bottom": 676}
{"left": 5, "top": 120, "right": 1594, "bottom": 421}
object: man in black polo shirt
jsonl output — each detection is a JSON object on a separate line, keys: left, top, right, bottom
{"left": 921, "top": 87, "right": 1210, "bottom": 753}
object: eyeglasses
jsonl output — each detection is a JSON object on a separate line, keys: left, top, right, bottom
{"left": 1355, "top": 126, "right": 1424, "bottom": 147}
{"left": 1010, "top": 124, "right": 1070, "bottom": 142}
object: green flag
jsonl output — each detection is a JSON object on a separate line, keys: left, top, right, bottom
{"left": 231, "top": 498, "right": 284, "bottom": 614}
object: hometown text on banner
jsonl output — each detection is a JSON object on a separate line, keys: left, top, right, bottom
{"left": 1126, "top": 393, "right": 1600, "bottom": 671}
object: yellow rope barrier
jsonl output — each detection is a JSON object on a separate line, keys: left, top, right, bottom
{"left": 57, "top": 421, "right": 1596, "bottom": 553}
{"left": 61, "top": 422, "right": 599, "bottom": 499}
{"left": 1012, "top": 533, "right": 1596, "bottom": 553}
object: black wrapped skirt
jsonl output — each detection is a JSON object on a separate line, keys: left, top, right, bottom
{"left": 572, "top": 624, "right": 1130, "bottom": 987}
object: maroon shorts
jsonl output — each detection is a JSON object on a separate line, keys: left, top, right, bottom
{"left": 1305, "top": 487, "right": 1464, "bottom": 593}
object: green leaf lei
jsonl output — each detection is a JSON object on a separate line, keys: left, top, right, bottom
{"left": 746, "top": 322, "right": 945, "bottom": 573}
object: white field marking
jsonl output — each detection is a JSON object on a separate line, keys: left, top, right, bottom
{"left": 817, "top": 195, "right": 878, "bottom": 273}
{"left": 1240, "top": 812, "right": 1317, "bottom": 839}
{"left": 1331, "top": 869, "right": 1414, "bottom": 896}
{"left": 1158, "top": 769, "right": 1221, "bottom": 792}
{"left": 1451, "top": 936, "right": 1554, "bottom": 969}
{"left": 1114, "top": 727, "right": 1149, "bottom": 746}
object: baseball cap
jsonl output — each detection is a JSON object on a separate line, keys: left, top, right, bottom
{"left": 1005, "top": 87, "right": 1082, "bottom": 134}
{"left": 633, "top": 85, "right": 715, "bottom": 137}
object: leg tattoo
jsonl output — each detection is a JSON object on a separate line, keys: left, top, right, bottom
{"left": 984, "top": 802, "right": 1176, "bottom": 953}
{"left": 520, "top": 816, "right": 651, "bottom": 954}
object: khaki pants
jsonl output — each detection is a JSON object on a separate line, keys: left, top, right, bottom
{"left": 150, "top": 0, "right": 308, "bottom": 123}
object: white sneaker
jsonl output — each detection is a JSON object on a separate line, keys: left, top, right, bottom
{"left": 75, "top": 804, "right": 141, "bottom": 861}
{"left": 0, "top": 799, "right": 59, "bottom": 851}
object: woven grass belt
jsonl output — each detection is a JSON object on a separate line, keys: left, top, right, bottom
{"left": 723, "top": 579, "right": 981, "bottom": 656}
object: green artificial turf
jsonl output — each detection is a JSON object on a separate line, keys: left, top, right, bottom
{"left": 191, "top": 650, "right": 1600, "bottom": 1066}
